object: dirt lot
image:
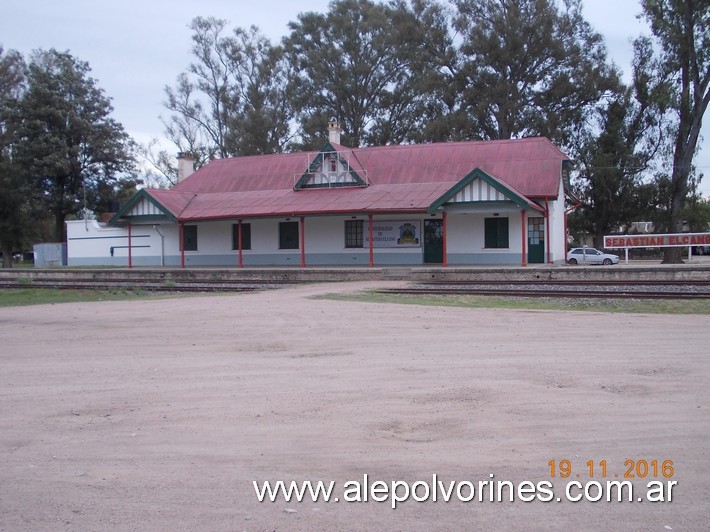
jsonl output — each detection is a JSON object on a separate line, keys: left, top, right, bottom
{"left": 1, "top": 281, "right": 708, "bottom": 531}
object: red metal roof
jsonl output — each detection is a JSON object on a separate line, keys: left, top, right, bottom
{"left": 143, "top": 137, "right": 570, "bottom": 220}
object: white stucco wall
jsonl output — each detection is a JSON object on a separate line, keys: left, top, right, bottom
{"left": 445, "top": 205, "right": 526, "bottom": 265}
{"left": 67, "top": 195, "right": 565, "bottom": 267}
{"left": 67, "top": 220, "right": 165, "bottom": 266}
{"left": 548, "top": 177, "right": 568, "bottom": 263}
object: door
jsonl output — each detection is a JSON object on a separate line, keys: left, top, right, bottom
{"left": 424, "top": 219, "right": 444, "bottom": 264}
{"left": 528, "top": 217, "right": 545, "bottom": 264}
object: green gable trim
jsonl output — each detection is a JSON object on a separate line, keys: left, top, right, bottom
{"left": 427, "top": 168, "right": 535, "bottom": 214}
{"left": 443, "top": 200, "right": 522, "bottom": 210}
{"left": 294, "top": 142, "right": 367, "bottom": 190}
{"left": 109, "top": 189, "right": 177, "bottom": 225}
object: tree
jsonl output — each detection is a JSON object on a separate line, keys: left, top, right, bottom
{"left": 283, "top": 0, "right": 426, "bottom": 148}
{"left": 135, "top": 139, "right": 178, "bottom": 188}
{"left": 13, "top": 49, "right": 136, "bottom": 242}
{"left": 163, "top": 18, "right": 292, "bottom": 162}
{"left": 572, "top": 38, "right": 669, "bottom": 247}
{"left": 639, "top": 0, "right": 710, "bottom": 263}
{"left": 643, "top": 168, "right": 708, "bottom": 237}
{"left": 396, "top": 0, "right": 472, "bottom": 143}
{"left": 416, "top": 0, "right": 618, "bottom": 146}
{"left": 0, "top": 47, "right": 28, "bottom": 267}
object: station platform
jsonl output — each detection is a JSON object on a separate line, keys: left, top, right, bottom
{"left": 1, "top": 258, "right": 709, "bottom": 284}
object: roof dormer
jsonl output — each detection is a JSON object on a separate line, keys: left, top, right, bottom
{"left": 294, "top": 143, "right": 367, "bottom": 190}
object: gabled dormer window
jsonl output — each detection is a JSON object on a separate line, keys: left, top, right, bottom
{"left": 294, "top": 144, "right": 368, "bottom": 190}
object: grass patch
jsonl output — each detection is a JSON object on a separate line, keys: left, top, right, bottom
{"left": 317, "top": 291, "right": 710, "bottom": 315}
{"left": 0, "top": 288, "right": 191, "bottom": 307}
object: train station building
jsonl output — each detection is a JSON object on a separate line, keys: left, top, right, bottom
{"left": 66, "top": 124, "right": 573, "bottom": 267}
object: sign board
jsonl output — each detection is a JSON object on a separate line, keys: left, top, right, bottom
{"left": 604, "top": 232, "right": 710, "bottom": 249}
{"left": 365, "top": 221, "right": 421, "bottom": 248}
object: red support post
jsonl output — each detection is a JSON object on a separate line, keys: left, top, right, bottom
{"left": 179, "top": 223, "right": 185, "bottom": 269}
{"left": 545, "top": 196, "right": 552, "bottom": 264}
{"left": 238, "top": 220, "right": 243, "bottom": 268}
{"left": 545, "top": 197, "right": 551, "bottom": 263}
{"left": 300, "top": 216, "right": 306, "bottom": 268}
{"left": 442, "top": 211, "right": 448, "bottom": 267}
{"left": 127, "top": 222, "right": 132, "bottom": 268}
{"left": 521, "top": 210, "right": 527, "bottom": 267}
{"left": 368, "top": 214, "right": 374, "bottom": 267}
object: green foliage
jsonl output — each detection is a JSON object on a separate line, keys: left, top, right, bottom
{"left": 12, "top": 49, "right": 137, "bottom": 241}
{"left": 0, "top": 47, "right": 30, "bottom": 267}
{"left": 163, "top": 18, "right": 292, "bottom": 161}
{"left": 638, "top": 0, "right": 710, "bottom": 262}
{"left": 645, "top": 172, "right": 710, "bottom": 233}
{"left": 571, "top": 38, "right": 670, "bottom": 246}
{"left": 283, "top": 0, "right": 427, "bottom": 148}
{"left": 412, "top": 0, "right": 619, "bottom": 145}
{"left": 683, "top": 194, "right": 710, "bottom": 232}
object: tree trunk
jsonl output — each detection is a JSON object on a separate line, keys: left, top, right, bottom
{"left": 661, "top": 185, "right": 686, "bottom": 263}
{"left": 1, "top": 242, "right": 13, "bottom": 268}
{"left": 54, "top": 210, "right": 66, "bottom": 243}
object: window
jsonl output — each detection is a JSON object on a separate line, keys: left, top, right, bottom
{"left": 231, "top": 223, "right": 252, "bottom": 250}
{"left": 484, "top": 217, "right": 509, "bottom": 249}
{"left": 182, "top": 225, "right": 198, "bottom": 251}
{"left": 528, "top": 218, "right": 544, "bottom": 245}
{"left": 344, "top": 220, "right": 364, "bottom": 248}
{"left": 279, "top": 221, "right": 299, "bottom": 249}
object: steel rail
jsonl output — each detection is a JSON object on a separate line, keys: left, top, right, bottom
{"left": 374, "top": 287, "right": 710, "bottom": 300}
{"left": 417, "top": 279, "right": 710, "bottom": 286}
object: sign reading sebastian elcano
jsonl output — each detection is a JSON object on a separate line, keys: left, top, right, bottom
{"left": 604, "top": 232, "right": 710, "bottom": 249}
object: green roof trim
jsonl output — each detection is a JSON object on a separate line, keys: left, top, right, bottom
{"left": 294, "top": 142, "right": 367, "bottom": 190}
{"left": 109, "top": 189, "right": 177, "bottom": 225}
{"left": 427, "top": 168, "right": 537, "bottom": 214}
{"left": 443, "top": 200, "right": 522, "bottom": 209}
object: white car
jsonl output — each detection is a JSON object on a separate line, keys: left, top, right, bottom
{"left": 567, "top": 248, "right": 619, "bottom": 265}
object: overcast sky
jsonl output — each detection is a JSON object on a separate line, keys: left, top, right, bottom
{"left": 1, "top": 0, "right": 708, "bottom": 196}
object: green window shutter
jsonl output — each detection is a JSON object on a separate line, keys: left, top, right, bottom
{"left": 279, "top": 221, "right": 299, "bottom": 250}
{"left": 182, "top": 225, "right": 198, "bottom": 251}
{"left": 344, "top": 220, "right": 364, "bottom": 248}
{"left": 484, "top": 218, "right": 509, "bottom": 248}
{"left": 232, "top": 223, "right": 252, "bottom": 250}
{"left": 497, "top": 218, "right": 509, "bottom": 248}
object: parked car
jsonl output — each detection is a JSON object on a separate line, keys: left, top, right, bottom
{"left": 567, "top": 248, "right": 620, "bottom": 265}
{"left": 692, "top": 245, "right": 708, "bottom": 255}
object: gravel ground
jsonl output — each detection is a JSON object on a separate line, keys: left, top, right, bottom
{"left": 0, "top": 280, "right": 708, "bottom": 531}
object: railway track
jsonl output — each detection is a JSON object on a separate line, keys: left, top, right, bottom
{"left": 375, "top": 279, "right": 710, "bottom": 300}
{"left": 420, "top": 279, "right": 710, "bottom": 286}
{"left": 0, "top": 278, "right": 294, "bottom": 293}
{"left": 2, "top": 277, "right": 709, "bottom": 299}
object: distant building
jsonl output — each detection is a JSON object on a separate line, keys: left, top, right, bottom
{"left": 67, "top": 127, "right": 573, "bottom": 267}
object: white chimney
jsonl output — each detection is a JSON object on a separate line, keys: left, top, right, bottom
{"left": 328, "top": 119, "right": 342, "bottom": 145}
{"left": 177, "top": 152, "right": 196, "bottom": 183}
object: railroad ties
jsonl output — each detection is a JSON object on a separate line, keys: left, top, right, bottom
{"left": 0, "top": 277, "right": 297, "bottom": 293}
{"left": 374, "top": 280, "right": 710, "bottom": 300}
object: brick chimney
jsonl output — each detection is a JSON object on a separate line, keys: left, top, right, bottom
{"left": 328, "top": 119, "right": 341, "bottom": 145}
{"left": 177, "top": 152, "right": 196, "bottom": 183}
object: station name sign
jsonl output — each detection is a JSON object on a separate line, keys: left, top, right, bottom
{"left": 365, "top": 220, "right": 421, "bottom": 248}
{"left": 604, "top": 232, "right": 710, "bottom": 249}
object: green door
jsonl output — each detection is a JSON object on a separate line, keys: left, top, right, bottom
{"left": 528, "top": 217, "right": 545, "bottom": 264}
{"left": 424, "top": 219, "right": 444, "bottom": 264}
